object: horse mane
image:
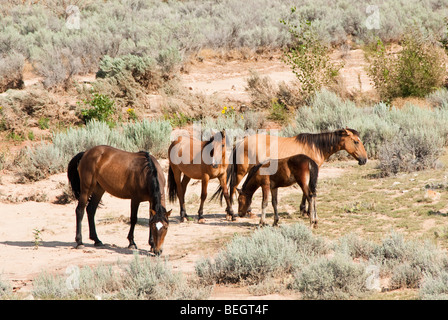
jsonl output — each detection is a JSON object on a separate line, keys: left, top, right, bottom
{"left": 202, "top": 130, "right": 225, "bottom": 149}
{"left": 294, "top": 128, "right": 359, "bottom": 152}
{"left": 242, "top": 161, "right": 266, "bottom": 191}
{"left": 139, "top": 151, "right": 164, "bottom": 215}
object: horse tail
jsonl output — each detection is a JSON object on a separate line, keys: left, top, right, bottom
{"left": 211, "top": 145, "right": 237, "bottom": 205}
{"left": 308, "top": 159, "right": 319, "bottom": 196}
{"left": 168, "top": 165, "right": 177, "bottom": 203}
{"left": 227, "top": 146, "right": 238, "bottom": 204}
{"left": 67, "top": 152, "right": 85, "bottom": 200}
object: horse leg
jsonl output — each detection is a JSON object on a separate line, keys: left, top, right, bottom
{"left": 197, "top": 175, "right": 209, "bottom": 224}
{"left": 75, "top": 193, "right": 88, "bottom": 249}
{"left": 271, "top": 188, "right": 279, "bottom": 226}
{"left": 127, "top": 199, "right": 140, "bottom": 249}
{"left": 218, "top": 174, "right": 235, "bottom": 221}
{"left": 300, "top": 194, "right": 308, "bottom": 217}
{"left": 173, "top": 168, "right": 188, "bottom": 222}
{"left": 259, "top": 184, "right": 269, "bottom": 226}
{"left": 86, "top": 186, "right": 105, "bottom": 247}
{"left": 310, "top": 193, "right": 318, "bottom": 228}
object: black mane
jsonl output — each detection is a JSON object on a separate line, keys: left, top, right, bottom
{"left": 294, "top": 128, "right": 359, "bottom": 151}
{"left": 139, "top": 151, "right": 164, "bottom": 214}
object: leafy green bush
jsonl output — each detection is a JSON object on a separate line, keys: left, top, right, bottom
{"left": 367, "top": 34, "right": 447, "bottom": 101}
{"left": 80, "top": 93, "right": 115, "bottom": 124}
{"left": 281, "top": 12, "right": 342, "bottom": 100}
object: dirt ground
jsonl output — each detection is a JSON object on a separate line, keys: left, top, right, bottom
{"left": 0, "top": 156, "right": 343, "bottom": 298}
{"left": 0, "top": 49, "right": 369, "bottom": 298}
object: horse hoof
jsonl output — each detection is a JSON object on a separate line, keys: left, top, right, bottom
{"left": 198, "top": 218, "right": 206, "bottom": 224}
{"left": 75, "top": 244, "right": 85, "bottom": 249}
{"left": 128, "top": 244, "right": 138, "bottom": 250}
{"left": 94, "top": 241, "right": 104, "bottom": 247}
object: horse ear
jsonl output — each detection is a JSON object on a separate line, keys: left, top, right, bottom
{"left": 150, "top": 209, "right": 156, "bottom": 216}
{"left": 236, "top": 188, "right": 242, "bottom": 195}
{"left": 166, "top": 209, "right": 172, "bottom": 217}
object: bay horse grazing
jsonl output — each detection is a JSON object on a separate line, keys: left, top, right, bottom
{"left": 168, "top": 130, "right": 235, "bottom": 223}
{"left": 67, "top": 145, "right": 172, "bottom": 255}
{"left": 217, "top": 128, "right": 367, "bottom": 217}
{"left": 237, "top": 154, "right": 319, "bottom": 227}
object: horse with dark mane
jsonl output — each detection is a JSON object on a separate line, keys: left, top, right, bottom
{"left": 215, "top": 128, "right": 367, "bottom": 217}
{"left": 237, "top": 154, "right": 319, "bottom": 227}
{"left": 67, "top": 145, "right": 171, "bottom": 255}
{"left": 168, "top": 130, "right": 234, "bottom": 223}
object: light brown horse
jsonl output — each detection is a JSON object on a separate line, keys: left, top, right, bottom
{"left": 216, "top": 128, "right": 367, "bottom": 217}
{"left": 67, "top": 145, "right": 171, "bottom": 255}
{"left": 168, "top": 130, "right": 234, "bottom": 223}
{"left": 237, "top": 154, "right": 319, "bottom": 227}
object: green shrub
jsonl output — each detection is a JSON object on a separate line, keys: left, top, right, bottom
{"left": 367, "top": 34, "right": 447, "bottom": 101}
{"left": 195, "top": 224, "right": 326, "bottom": 285}
{"left": 290, "top": 253, "right": 368, "bottom": 300}
{"left": 119, "top": 255, "right": 210, "bottom": 300}
{"left": 32, "top": 255, "right": 211, "bottom": 300}
{"left": 80, "top": 93, "right": 115, "bottom": 124}
{"left": 419, "top": 271, "right": 448, "bottom": 300}
{"left": 19, "top": 119, "right": 172, "bottom": 181}
{"left": 280, "top": 12, "right": 342, "bottom": 100}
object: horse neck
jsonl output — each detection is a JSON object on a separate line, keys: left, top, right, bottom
{"left": 308, "top": 132, "right": 343, "bottom": 162}
{"left": 242, "top": 175, "right": 260, "bottom": 199}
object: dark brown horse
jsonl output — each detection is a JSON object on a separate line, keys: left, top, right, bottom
{"left": 237, "top": 154, "right": 319, "bottom": 227}
{"left": 67, "top": 145, "right": 171, "bottom": 255}
{"left": 168, "top": 130, "right": 234, "bottom": 223}
{"left": 216, "top": 128, "right": 367, "bottom": 217}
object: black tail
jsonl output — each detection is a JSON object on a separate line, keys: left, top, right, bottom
{"left": 67, "top": 152, "right": 85, "bottom": 200}
{"left": 308, "top": 159, "right": 319, "bottom": 196}
{"left": 211, "top": 145, "right": 237, "bottom": 205}
{"left": 168, "top": 165, "right": 177, "bottom": 203}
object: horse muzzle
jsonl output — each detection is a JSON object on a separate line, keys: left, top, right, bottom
{"left": 358, "top": 157, "right": 367, "bottom": 165}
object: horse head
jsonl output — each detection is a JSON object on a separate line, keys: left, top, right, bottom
{"left": 207, "top": 130, "right": 227, "bottom": 169}
{"left": 236, "top": 188, "right": 252, "bottom": 217}
{"left": 339, "top": 128, "right": 367, "bottom": 165}
{"left": 149, "top": 208, "right": 172, "bottom": 255}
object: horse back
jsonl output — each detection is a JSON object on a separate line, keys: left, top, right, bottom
{"left": 79, "top": 145, "right": 164, "bottom": 202}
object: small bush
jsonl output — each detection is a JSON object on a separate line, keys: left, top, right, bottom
{"left": 19, "top": 119, "right": 172, "bottom": 182}
{"left": 195, "top": 224, "right": 326, "bottom": 285}
{"left": 290, "top": 254, "right": 368, "bottom": 300}
{"left": 80, "top": 93, "right": 116, "bottom": 124}
{"left": 333, "top": 233, "right": 377, "bottom": 260}
{"left": 32, "top": 255, "right": 211, "bottom": 300}
{"left": 0, "top": 51, "right": 24, "bottom": 93}
{"left": 419, "top": 271, "right": 448, "bottom": 300}
{"left": 120, "top": 255, "right": 210, "bottom": 300}
{"left": 378, "top": 127, "right": 445, "bottom": 176}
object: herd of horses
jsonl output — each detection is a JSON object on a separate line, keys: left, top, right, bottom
{"left": 67, "top": 128, "right": 368, "bottom": 255}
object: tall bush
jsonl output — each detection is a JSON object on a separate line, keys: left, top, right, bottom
{"left": 368, "top": 34, "right": 447, "bottom": 101}
{"left": 281, "top": 11, "right": 342, "bottom": 100}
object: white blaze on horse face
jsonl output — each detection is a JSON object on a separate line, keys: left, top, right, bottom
{"left": 156, "top": 222, "right": 163, "bottom": 231}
